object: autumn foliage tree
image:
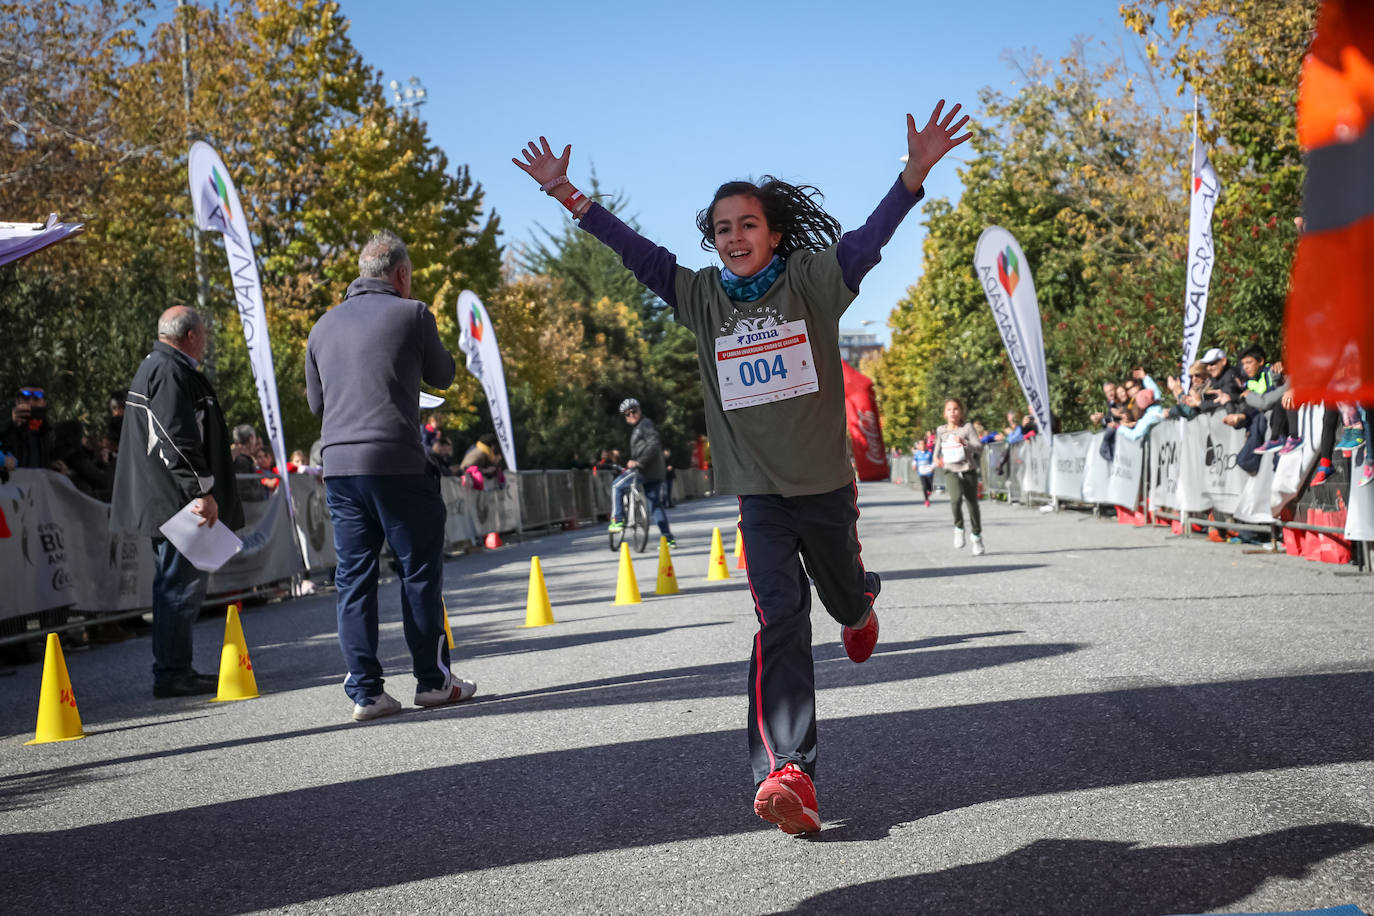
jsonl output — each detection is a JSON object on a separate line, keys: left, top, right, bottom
{"left": 873, "top": 2, "right": 1316, "bottom": 446}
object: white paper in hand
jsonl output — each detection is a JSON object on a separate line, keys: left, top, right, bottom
{"left": 158, "top": 501, "right": 244, "bottom": 572}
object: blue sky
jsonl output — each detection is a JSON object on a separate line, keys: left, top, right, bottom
{"left": 338, "top": 0, "right": 1133, "bottom": 343}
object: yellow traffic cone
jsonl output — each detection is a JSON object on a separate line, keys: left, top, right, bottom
{"left": 25, "top": 633, "right": 84, "bottom": 745}
{"left": 615, "top": 542, "right": 642, "bottom": 604}
{"left": 212, "top": 603, "right": 259, "bottom": 702}
{"left": 441, "top": 596, "right": 456, "bottom": 649}
{"left": 707, "top": 527, "right": 731, "bottom": 580}
{"left": 523, "top": 556, "right": 556, "bottom": 627}
{"left": 655, "top": 536, "right": 679, "bottom": 595}
{"left": 734, "top": 519, "right": 747, "bottom": 570}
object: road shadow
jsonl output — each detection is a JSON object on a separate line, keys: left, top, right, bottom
{"left": 880, "top": 564, "right": 1047, "bottom": 580}
{"left": 4, "top": 669, "right": 1374, "bottom": 912}
{"left": 784, "top": 824, "right": 1374, "bottom": 915}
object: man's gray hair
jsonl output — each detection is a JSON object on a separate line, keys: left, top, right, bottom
{"left": 359, "top": 230, "right": 410, "bottom": 278}
{"left": 233, "top": 424, "right": 258, "bottom": 446}
{"left": 157, "top": 307, "right": 204, "bottom": 341}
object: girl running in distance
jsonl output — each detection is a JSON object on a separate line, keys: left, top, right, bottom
{"left": 934, "top": 397, "right": 985, "bottom": 555}
{"left": 514, "top": 100, "right": 969, "bottom": 836}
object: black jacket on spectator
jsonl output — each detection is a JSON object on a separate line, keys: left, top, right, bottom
{"left": 0, "top": 415, "right": 52, "bottom": 469}
{"left": 629, "top": 416, "right": 665, "bottom": 482}
{"left": 52, "top": 421, "right": 115, "bottom": 501}
{"left": 110, "top": 342, "right": 244, "bottom": 537}
{"left": 1209, "top": 365, "right": 1246, "bottom": 408}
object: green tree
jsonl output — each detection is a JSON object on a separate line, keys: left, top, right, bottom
{"left": 512, "top": 185, "right": 704, "bottom": 464}
{"left": 1, "top": 0, "right": 503, "bottom": 454}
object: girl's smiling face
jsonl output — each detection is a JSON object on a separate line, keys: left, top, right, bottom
{"left": 712, "top": 194, "right": 781, "bottom": 277}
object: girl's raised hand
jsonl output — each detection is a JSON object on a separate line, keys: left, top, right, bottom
{"left": 512, "top": 136, "right": 571, "bottom": 187}
{"left": 901, "top": 100, "right": 972, "bottom": 193}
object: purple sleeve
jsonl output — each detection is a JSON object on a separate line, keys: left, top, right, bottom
{"left": 578, "top": 203, "right": 678, "bottom": 310}
{"left": 836, "top": 176, "right": 925, "bottom": 293}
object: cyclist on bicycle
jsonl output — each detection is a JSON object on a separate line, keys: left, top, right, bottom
{"left": 609, "top": 398, "right": 677, "bottom": 547}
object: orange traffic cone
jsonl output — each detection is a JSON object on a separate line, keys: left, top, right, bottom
{"left": 485, "top": 531, "right": 504, "bottom": 549}
{"left": 733, "top": 520, "right": 747, "bottom": 570}
{"left": 25, "top": 634, "right": 84, "bottom": 745}
{"left": 707, "top": 527, "right": 731, "bottom": 580}
{"left": 212, "top": 603, "right": 259, "bottom": 702}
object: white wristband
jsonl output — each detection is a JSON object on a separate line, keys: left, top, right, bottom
{"left": 540, "top": 176, "right": 570, "bottom": 193}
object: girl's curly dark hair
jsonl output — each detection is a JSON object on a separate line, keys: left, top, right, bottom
{"left": 696, "top": 176, "right": 842, "bottom": 258}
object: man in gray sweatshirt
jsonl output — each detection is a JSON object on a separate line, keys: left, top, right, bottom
{"left": 305, "top": 230, "right": 477, "bottom": 721}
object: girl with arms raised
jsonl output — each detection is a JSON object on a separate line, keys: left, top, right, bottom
{"left": 514, "top": 101, "right": 969, "bottom": 835}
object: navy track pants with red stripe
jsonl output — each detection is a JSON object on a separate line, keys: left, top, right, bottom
{"left": 740, "top": 482, "right": 870, "bottom": 785}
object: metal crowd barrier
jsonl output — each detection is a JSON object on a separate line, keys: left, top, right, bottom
{"left": 889, "top": 420, "right": 1371, "bottom": 573}
{"left": 0, "top": 465, "right": 720, "bottom": 647}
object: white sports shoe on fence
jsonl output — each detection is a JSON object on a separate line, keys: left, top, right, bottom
{"left": 953, "top": 528, "right": 966, "bottom": 549}
{"left": 971, "top": 535, "right": 986, "bottom": 557}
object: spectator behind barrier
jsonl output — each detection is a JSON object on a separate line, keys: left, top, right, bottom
{"left": 1118, "top": 389, "right": 1164, "bottom": 441}
{"left": 231, "top": 423, "right": 267, "bottom": 502}
{"left": 428, "top": 431, "right": 457, "bottom": 476}
{"left": 459, "top": 432, "right": 506, "bottom": 489}
{"left": 51, "top": 419, "right": 115, "bottom": 501}
{"left": 1, "top": 384, "right": 55, "bottom": 470}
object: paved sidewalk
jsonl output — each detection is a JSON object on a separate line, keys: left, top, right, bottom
{"left": 2, "top": 482, "right": 1372, "bottom": 915}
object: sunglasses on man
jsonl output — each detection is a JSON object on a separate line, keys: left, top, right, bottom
{"left": 19, "top": 388, "right": 44, "bottom": 399}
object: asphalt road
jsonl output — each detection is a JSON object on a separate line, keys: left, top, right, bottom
{"left": 2, "top": 482, "right": 1372, "bottom": 915}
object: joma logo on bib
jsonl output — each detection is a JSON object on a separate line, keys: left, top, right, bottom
{"left": 736, "top": 329, "right": 780, "bottom": 345}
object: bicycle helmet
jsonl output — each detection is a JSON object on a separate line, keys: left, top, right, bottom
{"left": 618, "top": 398, "right": 640, "bottom": 415}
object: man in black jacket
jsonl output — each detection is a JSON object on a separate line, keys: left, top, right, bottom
{"left": 110, "top": 306, "right": 243, "bottom": 698}
{"left": 609, "top": 398, "right": 676, "bottom": 546}
{"left": 306, "top": 230, "right": 476, "bottom": 722}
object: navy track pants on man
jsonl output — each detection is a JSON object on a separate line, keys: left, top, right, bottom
{"left": 739, "top": 482, "right": 871, "bottom": 785}
{"left": 325, "top": 473, "right": 451, "bottom": 704}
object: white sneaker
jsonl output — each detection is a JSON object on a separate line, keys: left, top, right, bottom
{"left": 352, "top": 691, "right": 402, "bottom": 722}
{"left": 971, "top": 535, "right": 986, "bottom": 557}
{"left": 415, "top": 676, "right": 478, "bottom": 708}
{"left": 953, "top": 528, "right": 966, "bottom": 549}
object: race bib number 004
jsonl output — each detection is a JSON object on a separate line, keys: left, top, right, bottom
{"left": 715, "top": 319, "right": 819, "bottom": 411}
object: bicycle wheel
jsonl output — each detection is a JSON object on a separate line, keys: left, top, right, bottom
{"left": 609, "top": 515, "right": 625, "bottom": 552}
{"left": 632, "top": 489, "right": 651, "bottom": 553}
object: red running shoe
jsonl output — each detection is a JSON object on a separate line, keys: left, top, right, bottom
{"left": 753, "top": 763, "right": 821, "bottom": 834}
{"left": 841, "top": 571, "right": 881, "bottom": 663}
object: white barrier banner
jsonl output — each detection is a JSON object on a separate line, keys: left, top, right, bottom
{"left": 1107, "top": 434, "right": 1144, "bottom": 508}
{"left": 974, "top": 227, "right": 1053, "bottom": 435}
{"left": 1196, "top": 413, "right": 1249, "bottom": 514}
{"left": 1148, "top": 419, "right": 1182, "bottom": 510}
{"left": 1233, "top": 447, "right": 1278, "bottom": 524}
{"left": 0, "top": 471, "right": 156, "bottom": 621}
{"left": 1082, "top": 432, "right": 1113, "bottom": 503}
{"left": 1175, "top": 415, "right": 1214, "bottom": 512}
{"left": 1347, "top": 453, "right": 1374, "bottom": 540}
{"left": 1021, "top": 434, "right": 1051, "bottom": 496}
{"left": 290, "top": 473, "right": 335, "bottom": 571}
{"left": 1049, "top": 432, "right": 1091, "bottom": 501}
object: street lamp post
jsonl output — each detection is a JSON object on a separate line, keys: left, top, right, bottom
{"left": 390, "top": 77, "right": 428, "bottom": 111}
